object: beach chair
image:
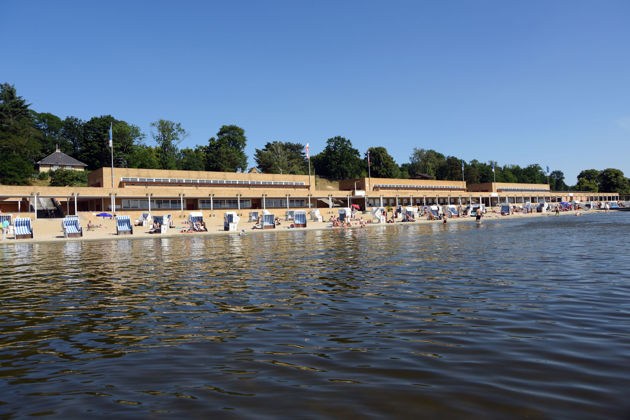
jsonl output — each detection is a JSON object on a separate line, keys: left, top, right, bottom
{"left": 151, "top": 215, "right": 167, "bottom": 233}
{"left": 135, "top": 212, "right": 151, "bottom": 226}
{"left": 500, "top": 204, "right": 511, "bottom": 216}
{"left": 249, "top": 211, "right": 259, "bottom": 222}
{"left": 310, "top": 209, "right": 322, "bottom": 222}
{"left": 262, "top": 213, "right": 275, "bottom": 229}
{"left": 293, "top": 210, "right": 307, "bottom": 227}
{"left": 285, "top": 210, "right": 295, "bottom": 221}
{"left": 371, "top": 207, "right": 386, "bottom": 224}
{"left": 14, "top": 217, "right": 34, "bottom": 239}
{"left": 188, "top": 212, "right": 206, "bottom": 231}
{"left": 224, "top": 212, "right": 240, "bottom": 231}
{"left": 62, "top": 216, "right": 83, "bottom": 238}
{"left": 0, "top": 215, "right": 12, "bottom": 226}
{"left": 116, "top": 216, "right": 133, "bottom": 235}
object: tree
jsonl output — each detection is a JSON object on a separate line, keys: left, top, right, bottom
{"left": 78, "top": 116, "right": 144, "bottom": 170}
{"left": 408, "top": 148, "right": 445, "bottom": 179}
{"left": 0, "top": 83, "right": 39, "bottom": 184}
{"left": 598, "top": 168, "right": 630, "bottom": 194}
{"left": 206, "top": 125, "right": 248, "bottom": 172}
{"left": 49, "top": 169, "right": 88, "bottom": 187}
{"left": 128, "top": 144, "right": 160, "bottom": 169}
{"left": 151, "top": 119, "right": 188, "bottom": 170}
{"left": 312, "top": 136, "right": 364, "bottom": 179}
{"left": 575, "top": 169, "right": 601, "bottom": 192}
{"left": 366, "top": 147, "right": 400, "bottom": 178}
{"left": 444, "top": 156, "right": 463, "bottom": 181}
{"left": 33, "top": 112, "right": 67, "bottom": 158}
{"left": 178, "top": 146, "right": 206, "bottom": 171}
{"left": 61, "top": 116, "right": 84, "bottom": 156}
{"left": 549, "top": 170, "right": 568, "bottom": 191}
{"left": 464, "top": 164, "right": 480, "bottom": 184}
{"left": 254, "top": 141, "right": 307, "bottom": 174}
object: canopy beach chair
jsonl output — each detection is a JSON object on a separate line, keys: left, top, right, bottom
{"left": 188, "top": 212, "right": 207, "bottom": 231}
{"left": 224, "top": 212, "right": 240, "bottom": 231}
{"left": 14, "top": 217, "right": 34, "bottom": 239}
{"left": 371, "top": 207, "right": 386, "bottom": 223}
{"left": 338, "top": 208, "right": 351, "bottom": 222}
{"left": 116, "top": 215, "right": 134, "bottom": 235}
{"left": 135, "top": 212, "right": 151, "bottom": 226}
{"left": 293, "top": 210, "right": 307, "bottom": 227}
{"left": 150, "top": 215, "right": 168, "bottom": 233}
{"left": 262, "top": 213, "right": 275, "bottom": 229}
{"left": 310, "top": 209, "right": 322, "bottom": 222}
{"left": 500, "top": 204, "right": 511, "bottom": 216}
{"left": 249, "top": 211, "right": 259, "bottom": 222}
{"left": 427, "top": 205, "right": 441, "bottom": 220}
{"left": 402, "top": 206, "right": 417, "bottom": 222}
{"left": 285, "top": 210, "right": 295, "bottom": 221}
{"left": 62, "top": 216, "right": 83, "bottom": 238}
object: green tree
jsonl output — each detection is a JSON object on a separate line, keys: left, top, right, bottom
{"left": 178, "top": 146, "right": 207, "bottom": 171}
{"left": 408, "top": 148, "right": 445, "bottom": 179}
{"left": 33, "top": 112, "right": 68, "bottom": 158}
{"left": 549, "top": 170, "right": 568, "bottom": 191}
{"left": 464, "top": 164, "right": 481, "bottom": 184}
{"left": 598, "top": 168, "right": 630, "bottom": 194}
{"left": 444, "top": 156, "right": 463, "bottom": 181}
{"left": 0, "top": 83, "right": 39, "bottom": 184}
{"left": 576, "top": 177, "right": 599, "bottom": 192}
{"left": 254, "top": 141, "right": 307, "bottom": 174}
{"left": 49, "top": 169, "right": 88, "bottom": 187}
{"left": 206, "top": 125, "right": 248, "bottom": 172}
{"left": 79, "top": 116, "right": 144, "bottom": 170}
{"left": 312, "top": 136, "right": 364, "bottom": 180}
{"left": 61, "top": 116, "right": 84, "bottom": 156}
{"left": 128, "top": 144, "right": 160, "bottom": 169}
{"left": 366, "top": 147, "right": 400, "bottom": 178}
{"left": 151, "top": 119, "right": 188, "bottom": 170}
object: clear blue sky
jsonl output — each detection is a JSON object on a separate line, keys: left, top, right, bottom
{"left": 3, "top": 1, "right": 629, "bottom": 183}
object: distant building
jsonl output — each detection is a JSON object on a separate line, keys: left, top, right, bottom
{"left": 37, "top": 148, "right": 87, "bottom": 172}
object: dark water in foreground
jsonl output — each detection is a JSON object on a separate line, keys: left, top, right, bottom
{"left": 1, "top": 212, "right": 629, "bottom": 419}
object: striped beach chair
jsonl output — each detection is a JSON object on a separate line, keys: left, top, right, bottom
{"left": 262, "top": 213, "right": 275, "bottom": 229}
{"left": 116, "top": 215, "right": 133, "bottom": 235}
{"left": 14, "top": 217, "right": 33, "bottom": 239}
{"left": 62, "top": 216, "right": 83, "bottom": 238}
{"left": 293, "top": 210, "right": 307, "bottom": 228}
{"left": 0, "top": 215, "right": 12, "bottom": 225}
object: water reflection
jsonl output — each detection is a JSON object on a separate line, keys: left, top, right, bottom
{"left": 1, "top": 214, "right": 629, "bottom": 418}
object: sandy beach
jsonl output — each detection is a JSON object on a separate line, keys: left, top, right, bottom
{"left": 0, "top": 207, "right": 598, "bottom": 245}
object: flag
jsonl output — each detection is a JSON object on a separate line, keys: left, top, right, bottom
{"left": 492, "top": 162, "right": 495, "bottom": 173}
{"left": 305, "top": 143, "right": 310, "bottom": 159}
{"left": 546, "top": 165, "right": 550, "bottom": 174}
{"left": 367, "top": 151, "right": 371, "bottom": 165}
{"left": 462, "top": 160, "right": 464, "bottom": 171}
{"left": 109, "top": 123, "right": 113, "bottom": 148}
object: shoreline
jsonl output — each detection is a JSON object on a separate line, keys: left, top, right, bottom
{"left": 0, "top": 208, "right": 604, "bottom": 246}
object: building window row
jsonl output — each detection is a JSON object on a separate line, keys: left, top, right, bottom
{"left": 120, "top": 177, "right": 306, "bottom": 187}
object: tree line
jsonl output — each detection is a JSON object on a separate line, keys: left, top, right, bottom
{"left": 1, "top": 83, "right": 628, "bottom": 194}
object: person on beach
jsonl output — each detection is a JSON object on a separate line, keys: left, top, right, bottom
{"left": 476, "top": 210, "right": 482, "bottom": 223}
{"left": 1, "top": 218, "right": 9, "bottom": 240}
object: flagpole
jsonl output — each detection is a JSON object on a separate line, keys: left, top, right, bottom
{"left": 367, "top": 151, "right": 372, "bottom": 194}
{"left": 306, "top": 143, "right": 311, "bottom": 209}
{"left": 110, "top": 122, "right": 114, "bottom": 213}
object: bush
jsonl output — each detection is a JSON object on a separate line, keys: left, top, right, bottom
{"left": 49, "top": 169, "right": 88, "bottom": 187}
{"left": 38, "top": 171, "right": 50, "bottom": 180}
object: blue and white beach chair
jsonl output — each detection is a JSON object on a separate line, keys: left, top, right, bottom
{"left": 116, "top": 215, "right": 134, "bottom": 235}
{"left": 293, "top": 210, "right": 307, "bottom": 227}
{"left": 262, "top": 213, "right": 275, "bottom": 229}
{"left": 14, "top": 217, "right": 33, "bottom": 239}
{"left": 62, "top": 216, "right": 83, "bottom": 238}
{"left": 224, "top": 212, "right": 240, "bottom": 231}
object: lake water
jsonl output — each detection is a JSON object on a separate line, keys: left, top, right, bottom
{"left": 1, "top": 212, "right": 629, "bottom": 418}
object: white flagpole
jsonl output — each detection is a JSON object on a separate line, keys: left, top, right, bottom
{"left": 110, "top": 122, "right": 115, "bottom": 213}
{"left": 306, "top": 143, "right": 311, "bottom": 208}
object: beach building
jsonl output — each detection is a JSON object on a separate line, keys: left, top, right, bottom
{"left": 36, "top": 147, "right": 87, "bottom": 173}
{"left": 0, "top": 167, "right": 620, "bottom": 219}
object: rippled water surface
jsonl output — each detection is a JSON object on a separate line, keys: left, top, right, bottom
{"left": 1, "top": 213, "right": 630, "bottom": 418}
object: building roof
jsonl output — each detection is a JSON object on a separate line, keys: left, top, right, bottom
{"left": 37, "top": 148, "right": 87, "bottom": 167}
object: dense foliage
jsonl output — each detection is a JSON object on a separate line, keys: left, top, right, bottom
{"left": 1, "top": 82, "right": 628, "bottom": 194}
